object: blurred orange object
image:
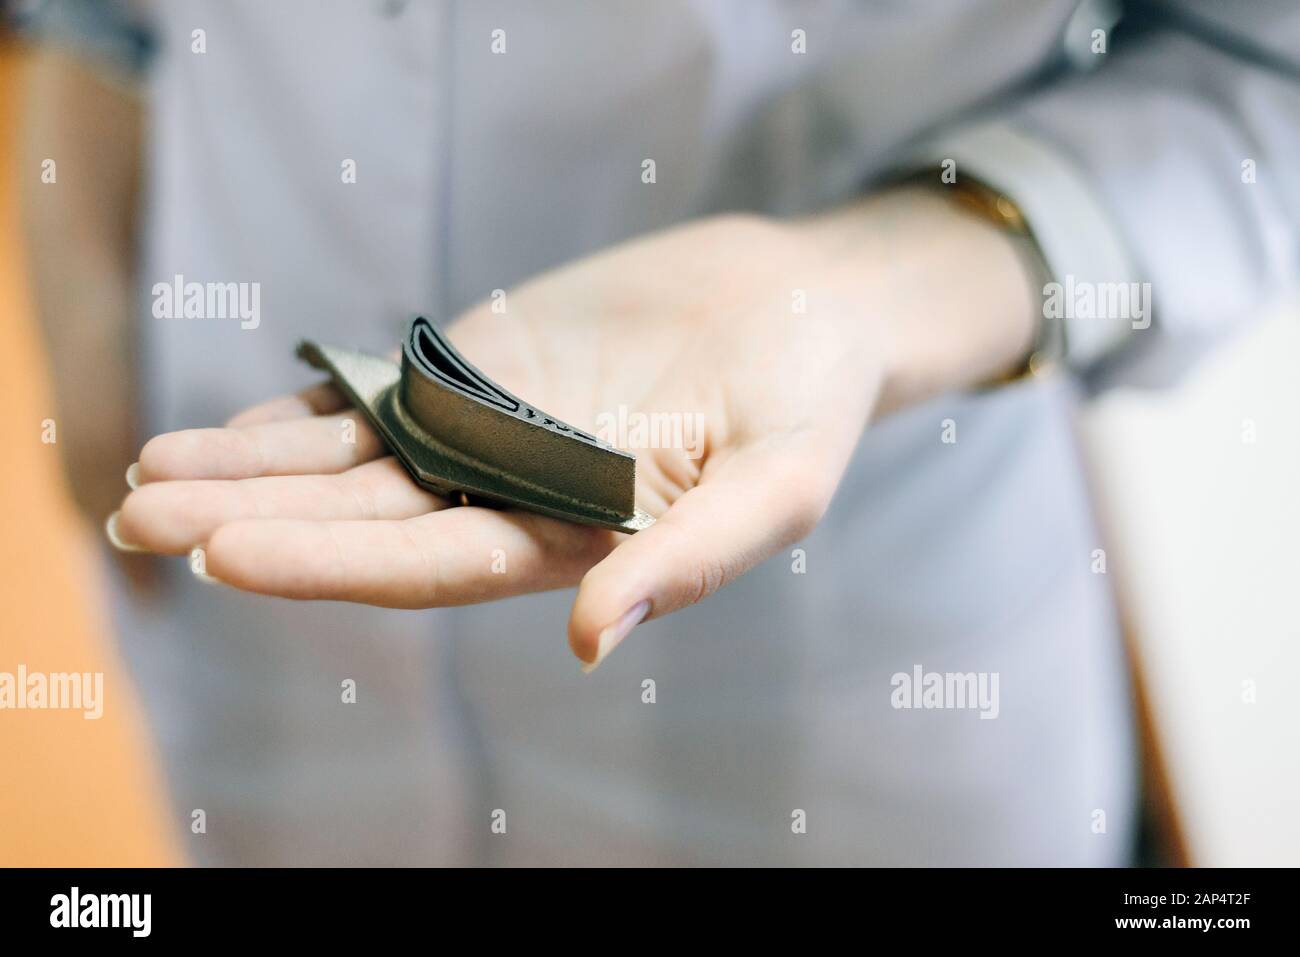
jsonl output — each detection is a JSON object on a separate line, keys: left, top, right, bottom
{"left": 0, "top": 40, "right": 180, "bottom": 867}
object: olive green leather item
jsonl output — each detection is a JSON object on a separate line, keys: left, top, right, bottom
{"left": 297, "top": 317, "right": 654, "bottom": 533}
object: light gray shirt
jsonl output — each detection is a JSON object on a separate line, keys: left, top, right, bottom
{"left": 25, "top": 0, "right": 1299, "bottom": 864}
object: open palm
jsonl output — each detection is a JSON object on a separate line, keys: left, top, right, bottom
{"left": 115, "top": 214, "right": 888, "bottom": 666}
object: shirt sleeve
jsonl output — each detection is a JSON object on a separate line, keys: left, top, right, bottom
{"left": 910, "top": 0, "right": 1300, "bottom": 385}
{"left": 7, "top": 0, "right": 156, "bottom": 79}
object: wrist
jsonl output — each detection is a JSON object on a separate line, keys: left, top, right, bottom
{"left": 791, "top": 186, "right": 1042, "bottom": 416}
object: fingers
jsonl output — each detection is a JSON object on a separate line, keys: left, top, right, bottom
{"left": 136, "top": 411, "right": 383, "bottom": 483}
{"left": 568, "top": 439, "right": 837, "bottom": 671}
{"left": 117, "top": 457, "right": 448, "bottom": 555}
{"left": 224, "top": 382, "right": 349, "bottom": 427}
{"left": 201, "top": 506, "right": 617, "bottom": 609}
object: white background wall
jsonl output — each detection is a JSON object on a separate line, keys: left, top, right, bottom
{"left": 1082, "top": 292, "right": 1300, "bottom": 866}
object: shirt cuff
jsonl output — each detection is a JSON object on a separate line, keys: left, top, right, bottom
{"left": 909, "top": 119, "right": 1142, "bottom": 369}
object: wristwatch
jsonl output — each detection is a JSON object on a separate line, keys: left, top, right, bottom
{"left": 927, "top": 172, "right": 1066, "bottom": 384}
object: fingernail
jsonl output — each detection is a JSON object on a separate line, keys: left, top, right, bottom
{"left": 580, "top": 599, "right": 651, "bottom": 674}
{"left": 189, "top": 546, "right": 223, "bottom": 585}
{"left": 105, "top": 511, "right": 146, "bottom": 553}
{"left": 125, "top": 461, "right": 141, "bottom": 490}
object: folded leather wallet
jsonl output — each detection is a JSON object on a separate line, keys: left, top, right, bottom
{"left": 297, "top": 317, "right": 654, "bottom": 533}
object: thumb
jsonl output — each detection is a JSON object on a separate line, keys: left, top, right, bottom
{"left": 568, "top": 437, "right": 837, "bottom": 672}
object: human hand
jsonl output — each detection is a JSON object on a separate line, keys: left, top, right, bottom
{"left": 109, "top": 188, "right": 1037, "bottom": 669}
